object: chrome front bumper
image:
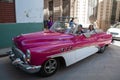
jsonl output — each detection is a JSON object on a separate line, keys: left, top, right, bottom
{"left": 8, "top": 47, "right": 41, "bottom": 73}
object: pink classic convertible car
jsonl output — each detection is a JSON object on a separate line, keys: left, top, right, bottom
{"left": 9, "top": 21, "right": 112, "bottom": 77}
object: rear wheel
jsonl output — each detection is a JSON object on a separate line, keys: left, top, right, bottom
{"left": 98, "top": 45, "right": 106, "bottom": 53}
{"left": 39, "top": 58, "right": 59, "bottom": 77}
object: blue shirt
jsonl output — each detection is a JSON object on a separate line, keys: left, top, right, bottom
{"left": 69, "top": 20, "right": 75, "bottom": 28}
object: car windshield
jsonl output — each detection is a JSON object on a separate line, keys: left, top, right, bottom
{"left": 115, "top": 24, "right": 120, "bottom": 29}
{"left": 50, "top": 21, "right": 77, "bottom": 34}
{"left": 112, "top": 23, "right": 120, "bottom": 29}
{"left": 50, "top": 21, "right": 102, "bottom": 34}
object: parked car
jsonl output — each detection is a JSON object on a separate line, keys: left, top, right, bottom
{"left": 8, "top": 21, "right": 112, "bottom": 77}
{"left": 107, "top": 22, "right": 120, "bottom": 40}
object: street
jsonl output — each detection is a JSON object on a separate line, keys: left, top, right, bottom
{"left": 0, "top": 42, "right": 120, "bottom": 80}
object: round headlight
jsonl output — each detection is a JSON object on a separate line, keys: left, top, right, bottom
{"left": 26, "top": 49, "right": 31, "bottom": 62}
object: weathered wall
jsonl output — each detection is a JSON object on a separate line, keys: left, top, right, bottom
{"left": 0, "top": 23, "right": 43, "bottom": 48}
{"left": 15, "top": 0, "right": 43, "bottom": 23}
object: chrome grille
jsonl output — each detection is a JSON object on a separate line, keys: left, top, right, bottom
{"left": 12, "top": 47, "right": 26, "bottom": 63}
{"left": 110, "top": 32, "right": 119, "bottom": 35}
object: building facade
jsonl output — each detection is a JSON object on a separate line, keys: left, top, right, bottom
{"left": 0, "top": 0, "right": 44, "bottom": 48}
{"left": 44, "top": 0, "right": 98, "bottom": 27}
{"left": 44, "top": 0, "right": 120, "bottom": 31}
{"left": 97, "top": 0, "right": 113, "bottom": 31}
{"left": 97, "top": 0, "right": 120, "bottom": 31}
{"left": 112, "top": 0, "right": 120, "bottom": 23}
{"left": 0, "top": 0, "right": 44, "bottom": 23}
{"left": 76, "top": 0, "right": 98, "bottom": 27}
{"left": 44, "top": 0, "right": 62, "bottom": 21}
{"left": 115, "top": 0, "right": 120, "bottom": 22}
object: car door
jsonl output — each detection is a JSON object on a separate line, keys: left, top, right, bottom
{"left": 74, "top": 33, "right": 97, "bottom": 48}
{"left": 73, "top": 33, "right": 98, "bottom": 62}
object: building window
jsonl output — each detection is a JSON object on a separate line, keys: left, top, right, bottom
{"left": 49, "top": 0, "right": 53, "bottom": 17}
{"left": 62, "top": 0, "right": 70, "bottom": 17}
{"left": 111, "top": 0, "right": 117, "bottom": 24}
{"left": 0, "top": 0, "right": 15, "bottom": 23}
{"left": 49, "top": 1, "right": 53, "bottom": 11}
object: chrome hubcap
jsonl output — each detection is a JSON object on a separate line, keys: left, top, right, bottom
{"left": 44, "top": 59, "right": 57, "bottom": 74}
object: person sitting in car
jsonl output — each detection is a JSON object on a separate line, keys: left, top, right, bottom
{"left": 87, "top": 24, "right": 96, "bottom": 34}
{"left": 76, "top": 24, "right": 85, "bottom": 34}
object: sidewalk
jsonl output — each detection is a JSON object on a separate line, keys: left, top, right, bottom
{"left": 0, "top": 48, "right": 10, "bottom": 57}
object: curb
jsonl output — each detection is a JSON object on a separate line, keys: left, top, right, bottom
{"left": 0, "top": 48, "right": 10, "bottom": 58}
{"left": 0, "top": 53, "right": 9, "bottom": 57}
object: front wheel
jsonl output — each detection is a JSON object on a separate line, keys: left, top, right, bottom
{"left": 39, "top": 58, "right": 59, "bottom": 77}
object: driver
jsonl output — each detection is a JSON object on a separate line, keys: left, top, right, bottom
{"left": 76, "top": 24, "right": 85, "bottom": 34}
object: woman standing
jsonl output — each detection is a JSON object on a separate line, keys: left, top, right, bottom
{"left": 47, "top": 16, "right": 53, "bottom": 29}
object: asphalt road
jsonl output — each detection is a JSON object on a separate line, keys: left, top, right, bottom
{"left": 0, "top": 43, "right": 120, "bottom": 80}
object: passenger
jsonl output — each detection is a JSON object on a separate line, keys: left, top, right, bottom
{"left": 76, "top": 24, "right": 85, "bottom": 34}
{"left": 87, "top": 24, "right": 96, "bottom": 34}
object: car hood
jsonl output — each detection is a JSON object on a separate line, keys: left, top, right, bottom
{"left": 107, "top": 28, "right": 120, "bottom": 32}
{"left": 14, "top": 30, "right": 74, "bottom": 52}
